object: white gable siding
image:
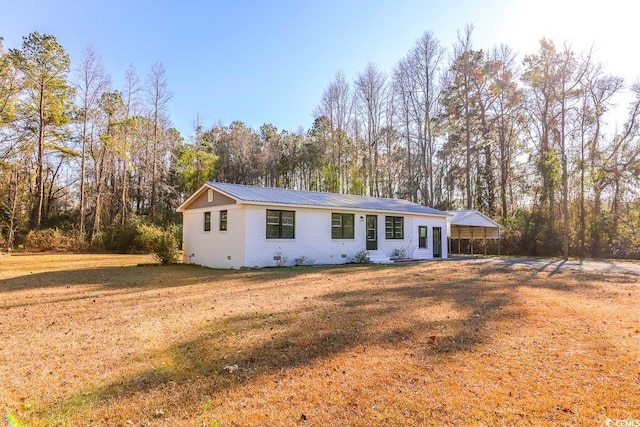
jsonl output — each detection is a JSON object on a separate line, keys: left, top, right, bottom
{"left": 182, "top": 205, "right": 246, "bottom": 269}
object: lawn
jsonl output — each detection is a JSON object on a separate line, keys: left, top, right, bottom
{"left": 1, "top": 254, "right": 639, "bottom": 426}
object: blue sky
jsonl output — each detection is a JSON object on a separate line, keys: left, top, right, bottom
{"left": 1, "top": 0, "right": 638, "bottom": 139}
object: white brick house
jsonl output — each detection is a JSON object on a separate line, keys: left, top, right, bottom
{"left": 177, "top": 182, "right": 449, "bottom": 269}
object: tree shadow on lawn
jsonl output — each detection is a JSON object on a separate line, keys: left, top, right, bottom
{"left": 36, "top": 263, "right": 603, "bottom": 423}
{"left": 0, "top": 263, "right": 330, "bottom": 294}
{"left": 0, "top": 262, "right": 430, "bottom": 310}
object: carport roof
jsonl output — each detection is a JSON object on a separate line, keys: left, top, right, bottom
{"left": 447, "top": 210, "right": 501, "bottom": 228}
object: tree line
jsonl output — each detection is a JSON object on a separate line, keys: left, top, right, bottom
{"left": 1, "top": 28, "right": 639, "bottom": 258}
{"left": 1, "top": 32, "right": 179, "bottom": 250}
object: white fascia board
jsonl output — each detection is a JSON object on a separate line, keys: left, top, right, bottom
{"left": 237, "top": 200, "right": 448, "bottom": 218}
{"left": 177, "top": 183, "right": 241, "bottom": 212}
{"left": 177, "top": 183, "right": 213, "bottom": 212}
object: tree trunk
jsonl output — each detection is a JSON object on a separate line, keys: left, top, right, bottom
{"left": 579, "top": 104, "right": 586, "bottom": 258}
{"left": 79, "top": 105, "right": 87, "bottom": 236}
{"left": 591, "top": 186, "right": 602, "bottom": 258}
{"left": 464, "top": 87, "right": 472, "bottom": 209}
{"left": 6, "top": 166, "right": 19, "bottom": 250}
{"left": 561, "top": 89, "right": 569, "bottom": 260}
{"left": 151, "top": 110, "right": 158, "bottom": 221}
{"left": 499, "top": 119, "right": 509, "bottom": 221}
{"left": 92, "top": 183, "right": 103, "bottom": 244}
{"left": 30, "top": 81, "right": 46, "bottom": 230}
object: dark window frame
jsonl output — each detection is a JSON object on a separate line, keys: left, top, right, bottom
{"left": 331, "top": 213, "right": 355, "bottom": 239}
{"left": 204, "top": 211, "right": 211, "bottom": 232}
{"left": 385, "top": 216, "right": 404, "bottom": 239}
{"left": 266, "top": 209, "right": 295, "bottom": 239}
{"left": 418, "top": 226, "right": 428, "bottom": 248}
{"left": 220, "top": 210, "right": 228, "bottom": 231}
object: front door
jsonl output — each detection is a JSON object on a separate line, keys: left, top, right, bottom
{"left": 366, "top": 215, "right": 377, "bottom": 250}
{"left": 433, "top": 226, "right": 442, "bottom": 258}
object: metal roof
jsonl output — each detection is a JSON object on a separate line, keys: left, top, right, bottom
{"left": 207, "top": 182, "right": 448, "bottom": 216}
{"left": 446, "top": 210, "right": 501, "bottom": 228}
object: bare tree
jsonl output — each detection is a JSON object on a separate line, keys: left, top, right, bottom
{"left": 145, "top": 61, "right": 172, "bottom": 221}
{"left": 555, "top": 45, "right": 588, "bottom": 259}
{"left": 441, "top": 25, "right": 484, "bottom": 210}
{"left": 405, "top": 31, "right": 444, "bottom": 206}
{"left": 355, "top": 63, "right": 388, "bottom": 196}
{"left": 74, "top": 44, "right": 110, "bottom": 237}
{"left": 314, "top": 71, "right": 354, "bottom": 192}
{"left": 487, "top": 44, "right": 525, "bottom": 221}
{"left": 118, "top": 64, "right": 140, "bottom": 225}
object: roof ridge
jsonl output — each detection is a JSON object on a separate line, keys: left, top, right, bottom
{"left": 209, "top": 181, "right": 417, "bottom": 203}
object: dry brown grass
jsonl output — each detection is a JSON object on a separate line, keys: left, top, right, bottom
{"left": 1, "top": 254, "right": 639, "bottom": 426}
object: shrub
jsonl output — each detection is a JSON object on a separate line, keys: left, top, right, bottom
{"left": 390, "top": 247, "right": 408, "bottom": 259}
{"left": 24, "top": 229, "right": 87, "bottom": 252}
{"left": 294, "top": 255, "right": 307, "bottom": 266}
{"left": 354, "top": 250, "right": 370, "bottom": 264}
{"left": 133, "top": 223, "right": 180, "bottom": 265}
{"left": 102, "top": 215, "right": 148, "bottom": 253}
{"left": 155, "top": 229, "right": 180, "bottom": 265}
{"left": 89, "top": 231, "right": 105, "bottom": 250}
{"left": 134, "top": 224, "right": 162, "bottom": 252}
{"left": 104, "top": 224, "right": 138, "bottom": 253}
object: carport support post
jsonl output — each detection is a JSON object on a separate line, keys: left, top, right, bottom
{"left": 484, "top": 227, "right": 487, "bottom": 255}
{"left": 470, "top": 227, "right": 474, "bottom": 255}
{"left": 458, "top": 227, "right": 461, "bottom": 254}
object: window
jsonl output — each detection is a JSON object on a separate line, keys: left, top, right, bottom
{"left": 385, "top": 216, "right": 404, "bottom": 239}
{"left": 331, "top": 213, "right": 355, "bottom": 239}
{"left": 266, "top": 210, "right": 295, "bottom": 238}
{"left": 207, "top": 189, "right": 214, "bottom": 202}
{"left": 204, "top": 211, "right": 211, "bottom": 231}
{"left": 418, "top": 226, "right": 428, "bottom": 248}
{"left": 220, "top": 210, "right": 228, "bottom": 231}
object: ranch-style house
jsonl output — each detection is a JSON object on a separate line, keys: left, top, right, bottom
{"left": 177, "top": 182, "right": 450, "bottom": 269}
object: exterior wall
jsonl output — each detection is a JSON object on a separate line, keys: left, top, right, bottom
{"left": 183, "top": 188, "right": 236, "bottom": 210}
{"left": 242, "top": 205, "right": 448, "bottom": 267}
{"left": 243, "top": 206, "right": 364, "bottom": 267}
{"left": 375, "top": 215, "right": 413, "bottom": 259}
{"left": 181, "top": 204, "right": 246, "bottom": 269}
{"left": 411, "top": 216, "right": 449, "bottom": 260}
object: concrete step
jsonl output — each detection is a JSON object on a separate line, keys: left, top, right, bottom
{"left": 367, "top": 251, "right": 392, "bottom": 264}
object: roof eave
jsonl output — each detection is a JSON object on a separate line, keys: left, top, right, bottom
{"left": 237, "top": 200, "right": 448, "bottom": 217}
{"left": 177, "top": 182, "right": 241, "bottom": 212}
{"left": 447, "top": 209, "right": 502, "bottom": 228}
{"left": 177, "top": 183, "right": 211, "bottom": 212}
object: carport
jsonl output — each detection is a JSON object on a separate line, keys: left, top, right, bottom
{"left": 447, "top": 210, "right": 502, "bottom": 255}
